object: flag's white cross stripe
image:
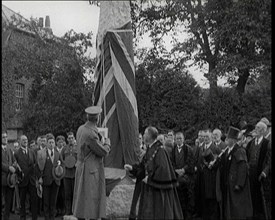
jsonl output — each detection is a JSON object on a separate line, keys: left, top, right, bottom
{"left": 102, "top": 103, "right": 116, "bottom": 127}
{"left": 110, "top": 46, "right": 138, "bottom": 118}
{"left": 111, "top": 30, "right": 135, "bottom": 76}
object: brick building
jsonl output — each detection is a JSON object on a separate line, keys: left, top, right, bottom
{"left": 2, "top": 4, "right": 54, "bottom": 142}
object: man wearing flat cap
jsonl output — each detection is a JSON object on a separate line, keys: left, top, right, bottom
{"left": 217, "top": 126, "right": 253, "bottom": 220}
{"left": 246, "top": 121, "right": 271, "bottom": 220}
{"left": 72, "top": 106, "right": 111, "bottom": 220}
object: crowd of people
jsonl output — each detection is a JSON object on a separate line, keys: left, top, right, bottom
{"left": 2, "top": 131, "right": 78, "bottom": 220}
{"left": 129, "top": 117, "right": 271, "bottom": 220}
{"left": 2, "top": 109, "right": 271, "bottom": 220}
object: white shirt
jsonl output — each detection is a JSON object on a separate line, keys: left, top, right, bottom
{"left": 56, "top": 147, "right": 63, "bottom": 154}
{"left": 2, "top": 144, "right": 7, "bottom": 151}
{"left": 21, "top": 147, "right": 28, "bottom": 154}
{"left": 48, "top": 148, "right": 54, "bottom": 162}
{"left": 204, "top": 142, "right": 213, "bottom": 150}
{"left": 255, "top": 136, "right": 263, "bottom": 145}
{"left": 177, "top": 144, "right": 183, "bottom": 153}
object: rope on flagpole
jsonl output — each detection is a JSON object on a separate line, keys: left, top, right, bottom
{"left": 101, "top": 40, "right": 107, "bottom": 128}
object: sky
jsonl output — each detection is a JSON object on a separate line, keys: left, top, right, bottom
{"left": 2, "top": 1, "right": 213, "bottom": 88}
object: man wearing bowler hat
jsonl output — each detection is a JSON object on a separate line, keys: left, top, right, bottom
{"left": 72, "top": 106, "right": 111, "bottom": 220}
{"left": 218, "top": 126, "right": 253, "bottom": 220}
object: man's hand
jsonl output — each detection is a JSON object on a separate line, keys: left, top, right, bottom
{"left": 258, "top": 172, "right": 266, "bottom": 181}
{"left": 104, "top": 138, "right": 111, "bottom": 146}
{"left": 9, "top": 166, "right": 16, "bottom": 173}
{"left": 234, "top": 185, "right": 241, "bottom": 192}
{"left": 175, "top": 168, "right": 185, "bottom": 176}
{"left": 124, "top": 164, "right": 133, "bottom": 171}
{"left": 38, "top": 177, "right": 43, "bottom": 185}
{"left": 142, "top": 175, "right": 148, "bottom": 184}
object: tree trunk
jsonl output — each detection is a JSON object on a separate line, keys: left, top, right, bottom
{"left": 205, "top": 61, "right": 218, "bottom": 95}
{"left": 236, "top": 68, "right": 250, "bottom": 95}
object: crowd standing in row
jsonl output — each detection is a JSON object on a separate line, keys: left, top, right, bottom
{"left": 2, "top": 109, "right": 271, "bottom": 220}
{"left": 2, "top": 131, "right": 78, "bottom": 220}
{"left": 127, "top": 117, "right": 271, "bottom": 220}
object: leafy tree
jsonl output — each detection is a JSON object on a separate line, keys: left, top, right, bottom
{"left": 2, "top": 15, "right": 95, "bottom": 139}
{"left": 130, "top": 0, "right": 271, "bottom": 95}
{"left": 136, "top": 47, "right": 202, "bottom": 140}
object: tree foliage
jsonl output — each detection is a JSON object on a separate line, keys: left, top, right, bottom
{"left": 2, "top": 15, "right": 95, "bottom": 139}
{"left": 131, "top": 0, "right": 271, "bottom": 94}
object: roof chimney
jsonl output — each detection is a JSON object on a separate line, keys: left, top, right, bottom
{"left": 38, "top": 17, "right": 44, "bottom": 28}
{"left": 45, "top": 15, "right": 50, "bottom": 28}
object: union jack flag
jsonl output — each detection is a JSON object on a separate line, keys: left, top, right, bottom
{"left": 94, "top": 1, "right": 139, "bottom": 169}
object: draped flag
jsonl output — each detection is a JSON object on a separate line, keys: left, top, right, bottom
{"left": 94, "top": 1, "right": 140, "bottom": 169}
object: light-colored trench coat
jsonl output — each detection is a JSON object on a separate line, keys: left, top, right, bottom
{"left": 72, "top": 121, "right": 109, "bottom": 219}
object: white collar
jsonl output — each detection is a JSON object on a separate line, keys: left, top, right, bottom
{"left": 215, "top": 140, "right": 222, "bottom": 145}
{"left": 255, "top": 136, "right": 263, "bottom": 145}
{"left": 148, "top": 140, "right": 157, "bottom": 148}
{"left": 205, "top": 142, "right": 212, "bottom": 149}
{"left": 48, "top": 148, "right": 54, "bottom": 154}
{"left": 2, "top": 145, "right": 7, "bottom": 150}
{"left": 21, "top": 146, "right": 28, "bottom": 153}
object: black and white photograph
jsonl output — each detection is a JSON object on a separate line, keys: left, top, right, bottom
{"left": 2, "top": 1, "right": 271, "bottom": 220}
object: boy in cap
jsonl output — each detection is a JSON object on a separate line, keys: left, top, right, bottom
{"left": 72, "top": 106, "right": 110, "bottom": 220}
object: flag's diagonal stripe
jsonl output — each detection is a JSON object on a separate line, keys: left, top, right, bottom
{"left": 111, "top": 31, "right": 134, "bottom": 75}
{"left": 102, "top": 103, "right": 116, "bottom": 127}
{"left": 110, "top": 47, "right": 138, "bottom": 118}
{"left": 106, "top": 32, "right": 136, "bottom": 93}
{"left": 94, "top": 42, "right": 112, "bottom": 103}
{"left": 97, "top": 67, "right": 114, "bottom": 107}
{"left": 99, "top": 85, "right": 115, "bottom": 123}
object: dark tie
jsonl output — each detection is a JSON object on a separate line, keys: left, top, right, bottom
{"left": 51, "top": 150, "right": 53, "bottom": 157}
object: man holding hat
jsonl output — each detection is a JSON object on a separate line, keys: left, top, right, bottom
{"left": 14, "top": 135, "right": 40, "bottom": 220}
{"left": 37, "top": 133, "right": 65, "bottom": 220}
{"left": 218, "top": 126, "right": 253, "bottom": 220}
{"left": 72, "top": 106, "right": 111, "bottom": 220}
{"left": 2, "top": 130, "right": 16, "bottom": 220}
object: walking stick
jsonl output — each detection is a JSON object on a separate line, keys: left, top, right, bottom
{"left": 260, "top": 180, "right": 268, "bottom": 220}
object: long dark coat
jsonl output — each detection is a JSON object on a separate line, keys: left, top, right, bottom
{"left": 72, "top": 121, "right": 109, "bottom": 219}
{"left": 130, "top": 140, "right": 183, "bottom": 220}
{"left": 219, "top": 144, "right": 253, "bottom": 220}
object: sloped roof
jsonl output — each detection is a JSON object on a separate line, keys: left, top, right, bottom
{"left": 2, "top": 4, "right": 33, "bottom": 33}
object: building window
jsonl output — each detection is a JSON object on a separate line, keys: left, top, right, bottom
{"left": 15, "top": 83, "right": 24, "bottom": 111}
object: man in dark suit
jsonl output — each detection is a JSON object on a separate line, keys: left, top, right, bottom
{"left": 61, "top": 132, "right": 77, "bottom": 215}
{"left": 199, "top": 129, "right": 221, "bottom": 220}
{"left": 170, "top": 131, "right": 195, "bottom": 220}
{"left": 2, "top": 131, "right": 16, "bottom": 220}
{"left": 14, "top": 135, "right": 40, "bottom": 220}
{"left": 37, "top": 133, "right": 64, "bottom": 220}
{"left": 246, "top": 121, "right": 271, "bottom": 220}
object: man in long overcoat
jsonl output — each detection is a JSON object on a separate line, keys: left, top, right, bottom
{"left": 218, "top": 126, "right": 253, "bottom": 220}
{"left": 72, "top": 106, "right": 110, "bottom": 220}
{"left": 246, "top": 121, "right": 271, "bottom": 220}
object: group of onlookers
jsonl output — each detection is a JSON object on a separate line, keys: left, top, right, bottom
{"left": 2, "top": 131, "right": 77, "bottom": 220}
{"left": 135, "top": 117, "right": 271, "bottom": 220}
{"left": 2, "top": 115, "right": 271, "bottom": 220}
